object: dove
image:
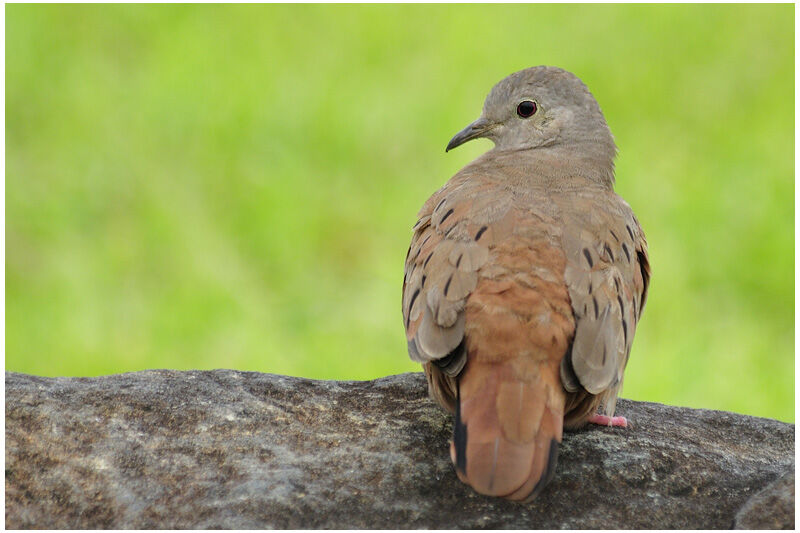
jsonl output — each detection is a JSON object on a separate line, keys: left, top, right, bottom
{"left": 402, "top": 66, "right": 650, "bottom": 501}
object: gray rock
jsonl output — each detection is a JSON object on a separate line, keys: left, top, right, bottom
{"left": 735, "top": 472, "right": 794, "bottom": 529}
{"left": 5, "top": 370, "right": 794, "bottom": 529}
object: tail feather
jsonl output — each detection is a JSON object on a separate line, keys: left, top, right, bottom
{"left": 451, "top": 357, "right": 566, "bottom": 500}
{"left": 506, "top": 438, "right": 559, "bottom": 502}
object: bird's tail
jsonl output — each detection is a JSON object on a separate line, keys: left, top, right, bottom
{"left": 450, "top": 356, "right": 565, "bottom": 501}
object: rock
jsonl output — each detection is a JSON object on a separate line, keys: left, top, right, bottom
{"left": 5, "top": 370, "right": 794, "bottom": 529}
{"left": 735, "top": 472, "right": 794, "bottom": 529}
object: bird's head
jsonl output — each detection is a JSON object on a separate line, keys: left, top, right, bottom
{"left": 446, "top": 66, "right": 616, "bottom": 157}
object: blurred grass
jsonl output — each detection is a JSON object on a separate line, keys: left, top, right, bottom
{"left": 6, "top": 4, "right": 794, "bottom": 422}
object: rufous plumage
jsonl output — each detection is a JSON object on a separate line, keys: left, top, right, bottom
{"left": 402, "top": 66, "right": 650, "bottom": 501}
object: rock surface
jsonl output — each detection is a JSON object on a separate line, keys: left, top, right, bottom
{"left": 734, "top": 472, "right": 795, "bottom": 529}
{"left": 5, "top": 370, "right": 795, "bottom": 529}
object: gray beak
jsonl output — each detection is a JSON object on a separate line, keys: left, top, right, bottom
{"left": 445, "top": 117, "right": 493, "bottom": 152}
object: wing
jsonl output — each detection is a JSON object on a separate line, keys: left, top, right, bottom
{"left": 556, "top": 189, "right": 650, "bottom": 417}
{"left": 402, "top": 177, "right": 514, "bottom": 410}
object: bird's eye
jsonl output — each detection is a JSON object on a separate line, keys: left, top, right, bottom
{"left": 516, "top": 100, "right": 537, "bottom": 118}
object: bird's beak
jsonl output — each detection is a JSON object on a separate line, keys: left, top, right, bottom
{"left": 445, "top": 117, "right": 493, "bottom": 152}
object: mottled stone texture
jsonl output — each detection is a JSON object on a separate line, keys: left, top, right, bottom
{"left": 734, "top": 472, "right": 794, "bottom": 529}
{"left": 5, "top": 370, "right": 794, "bottom": 529}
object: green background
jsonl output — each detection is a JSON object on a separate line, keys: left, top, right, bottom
{"left": 6, "top": 4, "right": 794, "bottom": 422}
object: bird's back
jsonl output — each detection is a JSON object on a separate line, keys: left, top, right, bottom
{"left": 403, "top": 65, "right": 650, "bottom": 501}
{"left": 403, "top": 148, "right": 648, "bottom": 500}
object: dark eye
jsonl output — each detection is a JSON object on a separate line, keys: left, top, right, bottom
{"left": 516, "top": 100, "right": 537, "bottom": 118}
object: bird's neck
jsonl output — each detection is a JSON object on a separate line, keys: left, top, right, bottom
{"left": 476, "top": 141, "right": 617, "bottom": 189}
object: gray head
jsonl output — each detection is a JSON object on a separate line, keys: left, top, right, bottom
{"left": 446, "top": 66, "right": 616, "bottom": 158}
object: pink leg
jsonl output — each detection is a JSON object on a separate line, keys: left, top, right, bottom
{"left": 587, "top": 413, "right": 629, "bottom": 428}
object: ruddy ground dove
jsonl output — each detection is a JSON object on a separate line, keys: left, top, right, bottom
{"left": 402, "top": 66, "right": 650, "bottom": 501}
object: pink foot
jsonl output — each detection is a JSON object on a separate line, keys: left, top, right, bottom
{"left": 587, "top": 413, "right": 629, "bottom": 428}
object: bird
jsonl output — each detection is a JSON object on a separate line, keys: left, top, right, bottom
{"left": 401, "top": 66, "right": 650, "bottom": 502}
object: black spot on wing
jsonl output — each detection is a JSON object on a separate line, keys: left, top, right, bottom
{"left": 636, "top": 249, "right": 651, "bottom": 317}
{"left": 604, "top": 243, "right": 614, "bottom": 261}
{"left": 408, "top": 289, "right": 420, "bottom": 315}
{"left": 440, "top": 208, "right": 454, "bottom": 225}
{"left": 410, "top": 234, "right": 431, "bottom": 264}
{"left": 419, "top": 233, "right": 432, "bottom": 249}
{"left": 583, "top": 248, "right": 594, "bottom": 268}
{"left": 412, "top": 216, "right": 430, "bottom": 231}
{"left": 622, "top": 242, "right": 631, "bottom": 262}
